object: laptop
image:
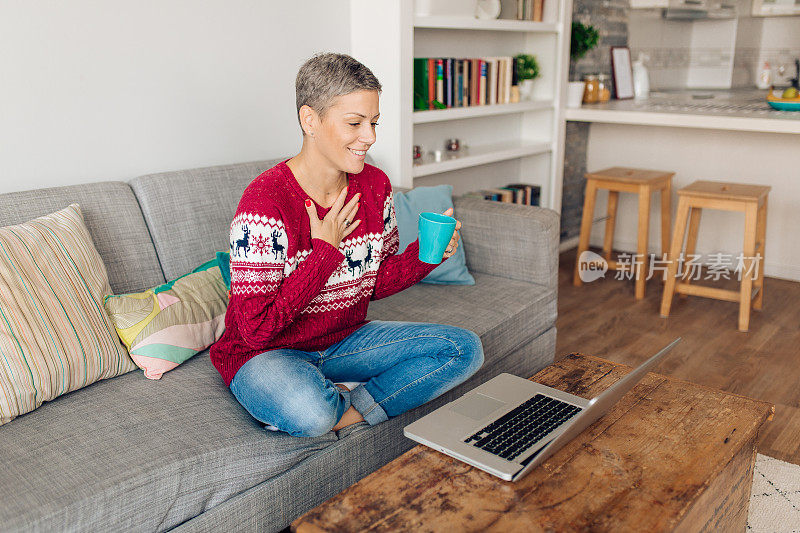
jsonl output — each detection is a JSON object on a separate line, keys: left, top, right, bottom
{"left": 404, "top": 338, "right": 681, "bottom": 482}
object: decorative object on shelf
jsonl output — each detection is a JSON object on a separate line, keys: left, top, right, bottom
{"left": 475, "top": 0, "right": 501, "bottom": 19}
{"left": 514, "top": 53, "right": 540, "bottom": 101}
{"left": 597, "top": 74, "right": 611, "bottom": 102}
{"left": 611, "top": 46, "right": 634, "bottom": 100}
{"left": 567, "top": 21, "right": 600, "bottom": 108}
{"left": 432, "top": 150, "right": 445, "bottom": 162}
{"left": 582, "top": 74, "right": 610, "bottom": 104}
{"left": 445, "top": 138, "right": 461, "bottom": 152}
{"left": 632, "top": 52, "right": 650, "bottom": 99}
{"left": 570, "top": 21, "right": 599, "bottom": 62}
{"left": 582, "top": 74, "right": 599, "bottom": 104}
{"left": 566, "top": 81, "right": 586, "bottom": 108}
{"left": 413, "top": 145, "right": 422, "bottom": 160}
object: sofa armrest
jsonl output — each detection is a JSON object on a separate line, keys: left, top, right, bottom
{"left": 453, "top": 196, "right": 560, "bottom": 290}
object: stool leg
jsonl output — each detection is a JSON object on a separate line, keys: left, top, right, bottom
{"left": 635, "top": 186, "right": 651, "bottom": 300}
{"left": 574, "top": 180, "right": 598, "bottom": 286}
{"left": 739, "top": 204, "right": 759, "bottom": 332}
{"left": 679, "top": 207, "right": 702, "bottom": 297}
{"left": 603, "top": 191, "right": 619, "bottom": 262}
{"left": 753, "top": 197, "right": 767, "bottom": 311}
{"left": 660, "top": 180, "right": 672, "bottom": 261}
{"left": 661, "top": 197, "right": 690, "bottom": 317}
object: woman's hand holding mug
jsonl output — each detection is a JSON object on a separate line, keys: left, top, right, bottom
{"left": 304, "top": 187, "right": 361, "bottom": 249}
{"left": 441, "top": 207, "right": 461, "bottom": 260}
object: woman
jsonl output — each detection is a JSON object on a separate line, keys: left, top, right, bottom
{"left": 210, "top": 52, "right": 484, "bottom": 437}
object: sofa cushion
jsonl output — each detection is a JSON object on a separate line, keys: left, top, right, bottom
{"left": 129, "top": 159, "right": 282, "bottom": 281}
{"left": 0, "top": 181, "right": 165, "bottom": 295}
{"left": 0, "top": 349, "right": 340, "bottom": 533}
{"left": 393, "top": 184, "right": 475, "bottom": 285}
{"left": 367, "top": 271, "right": 556, "bottom": 360}
{"left": 0, "top": 318, "right": 552, "bottom": 533}
{"left": 104, "top": 257, "right": 229, "bottom": 380}
{"left": 170, "top": 327, "right": 556, "bottom": 533}
{"left": 0, "top": 204, "right": 137, "bottom": 426}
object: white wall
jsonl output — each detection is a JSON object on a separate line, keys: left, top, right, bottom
{"left": 0, "top": 0, "right": 351, "bottom": 194}
{"left": 732, "top": 0, "right": 800, "bottom": 88}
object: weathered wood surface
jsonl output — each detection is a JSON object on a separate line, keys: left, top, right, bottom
{"left": 292, "top": 354, "right": 773, "bottom": 533}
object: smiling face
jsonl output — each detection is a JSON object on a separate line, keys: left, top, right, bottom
{"left": 305, "top": 89, "right": 380, "bottom": 175}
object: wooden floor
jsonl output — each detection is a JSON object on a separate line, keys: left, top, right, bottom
{"left": 556, "top": 247, "right": 800, "bottom": 465}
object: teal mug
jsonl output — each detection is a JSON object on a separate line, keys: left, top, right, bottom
{"left": 418, "top": 212, "right": 456, "bottom": 264}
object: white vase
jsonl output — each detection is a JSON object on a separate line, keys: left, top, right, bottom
{"left": 519, "top": 79, "right": 535, "bottom": 101}
{"left": 566, "top": 81, "right": 585, "bottom": 108}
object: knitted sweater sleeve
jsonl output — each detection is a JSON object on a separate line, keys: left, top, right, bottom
{"left": 370, "top": 181, "right": 445, "bottom": 301}
{"left": 229, "top": 202, "right": 345, "bottom": 350}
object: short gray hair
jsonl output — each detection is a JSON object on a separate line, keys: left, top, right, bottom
{"left": 295, "top": 52, "right": 382, "bottom": 135}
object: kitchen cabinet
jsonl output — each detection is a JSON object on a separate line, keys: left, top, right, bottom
{"left": 629, "top": 0, "right": 668, "bottom": 8}
{"left": 629, "top": 0, "right": 709, "bottom": 9}
{"left": 751, "top": 0, "right": 800, "bottom": 16}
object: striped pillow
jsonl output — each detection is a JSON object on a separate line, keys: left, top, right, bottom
{"left": 0, "top": 204, "right": 137, "bottom": 426}
{"left": 103, "top": 258, "right": 228, "bottom": 380}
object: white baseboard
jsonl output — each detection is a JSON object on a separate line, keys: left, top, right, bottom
{"left": 559, "top": 236, "right": 579, "bottom": 252}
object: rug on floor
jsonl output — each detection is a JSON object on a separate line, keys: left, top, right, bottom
{"left": 748, "top": 453, "right": 800, "bottom": 532}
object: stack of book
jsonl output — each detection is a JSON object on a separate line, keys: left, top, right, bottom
{"left": 464, "top": 184, "right": 541, "bottom": 206}
{"left": 516, "top": 0, "right": 546, "bottom": 21}
{"left": 413, "top": 56, "right": 518, "bottom": 111}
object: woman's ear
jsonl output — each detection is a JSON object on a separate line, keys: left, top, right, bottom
{"left": 299, "top": 104, "right": 317, "bottom": 137}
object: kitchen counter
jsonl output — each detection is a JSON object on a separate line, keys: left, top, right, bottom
{"left": 565, "top": 89, "right": 800, "bottom": 134}
{"left": 563, "top": 88, "right": 800, "bottom": 282}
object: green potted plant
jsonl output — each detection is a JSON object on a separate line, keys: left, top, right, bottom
{"left": 567, "top": 21, "right": 600, "bottom": 108}
{"left": 514, "top": 54, "right": 540, "bottom": 101}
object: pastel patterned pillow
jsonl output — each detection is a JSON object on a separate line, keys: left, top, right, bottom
{"left": 0, "top": 204, "right": 136, "bottom": 426}
{"left": 104, "top": 258, "right": 228, "bottom": 380}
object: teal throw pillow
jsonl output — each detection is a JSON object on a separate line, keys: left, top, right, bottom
{"left": 394, "top": 185, "right": 475, "bottom": 285}
{"left": 217, "top": 251, "right": 231, "bottom": 290}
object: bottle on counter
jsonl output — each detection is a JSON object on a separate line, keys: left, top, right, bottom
{"left": 756, "top": 61, "right": 772, "bottom": 90}
{"left": 633, "top": 53, "right": 650, "bottom": 100}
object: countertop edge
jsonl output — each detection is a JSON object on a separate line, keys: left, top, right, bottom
{"left": 565, "top": 107, "right": 800, "bottom": 134}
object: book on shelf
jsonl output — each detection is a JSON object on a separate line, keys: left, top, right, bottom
{"left": 516, "top": 0, "right": 545, "bottom": 21}
{"left": 413, "top": 58, "right": 428, "bottom": 111}
{"left": 465, "top": 183, "right": 542, "bottom": 206}
{"left": 436, "top": 59, "right": 444, "bottom": 107}
{"left": 413, "top": 56, "right": 519, "bottom": 110}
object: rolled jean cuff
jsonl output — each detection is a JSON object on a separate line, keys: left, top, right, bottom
{"left": 336, "top": 387, "right": 352, "bottom": 416}
{"left": 349, "top": 384, "right": 389, "bottom": 425}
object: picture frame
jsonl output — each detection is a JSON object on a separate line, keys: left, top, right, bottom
{"left": 610, "top": 46, "right": 634, "bottom": 100}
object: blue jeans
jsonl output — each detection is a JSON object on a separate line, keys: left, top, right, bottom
{"left": 229, "top": 320, "right": 484, "bottom": 437}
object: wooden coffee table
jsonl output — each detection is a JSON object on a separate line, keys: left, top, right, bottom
{"left": 292, "top": 354, "right": 773, "bottom": 532}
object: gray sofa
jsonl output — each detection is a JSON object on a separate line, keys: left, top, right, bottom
{"left": 0, "top": 158, "right": 559, "bottom": 532}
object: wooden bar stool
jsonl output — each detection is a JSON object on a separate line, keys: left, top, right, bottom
{"left": 660, "top": 180, "right": 770, "bottom": 332}
{"left": 573, "top": 167, "right": 674, "bottom": 299}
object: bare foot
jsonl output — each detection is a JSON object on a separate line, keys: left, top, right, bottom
{"left": 332, "top": 384, "right": 365, "bottom": 431}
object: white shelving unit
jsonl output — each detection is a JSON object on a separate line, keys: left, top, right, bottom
{"left": 350, "top": 0, "right": 572, "bottom": 211}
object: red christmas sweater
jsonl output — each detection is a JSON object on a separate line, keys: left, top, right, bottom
{"left": 210, "top": 159, "right": 445, "bottom": 387}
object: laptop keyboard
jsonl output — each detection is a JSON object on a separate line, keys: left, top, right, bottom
{"left": 464, "top": 394, "right": 582, "bottom": 461}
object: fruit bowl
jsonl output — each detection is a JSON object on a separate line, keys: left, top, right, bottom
{"left": 766, "top": 88, "right": 800, "bottom": 111}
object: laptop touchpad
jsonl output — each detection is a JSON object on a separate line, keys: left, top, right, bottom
{"left": 450, "top": 393, "right": 506, "bottom": 421}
